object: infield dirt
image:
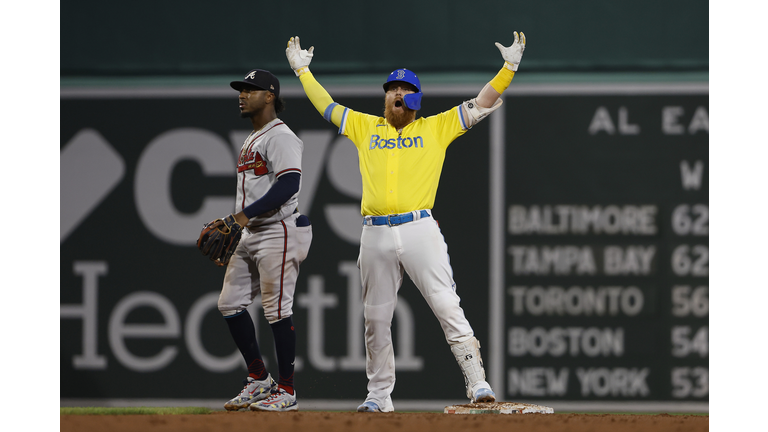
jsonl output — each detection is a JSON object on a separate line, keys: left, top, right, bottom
{"left": 61, "top": 411, "right": 708, "bottom": 432}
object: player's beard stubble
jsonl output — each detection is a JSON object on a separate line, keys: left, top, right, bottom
{"left": 384, "top": 101, "right": 416, "bottom": 130}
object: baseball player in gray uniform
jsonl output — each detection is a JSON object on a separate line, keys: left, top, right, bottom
{"left": 216, "top": 69, "right": 312, "bottom": 412}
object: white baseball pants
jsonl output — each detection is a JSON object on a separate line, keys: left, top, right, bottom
{"left": 358, "top": 211, "right": 474, "bottom": 407}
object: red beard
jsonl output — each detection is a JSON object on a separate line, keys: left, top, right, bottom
{"left": 384, "top": 100, "right": 416, "bottom": 130}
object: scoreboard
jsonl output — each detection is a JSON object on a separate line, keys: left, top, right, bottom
{"left": 499, "top": 92, "right": 708, "bottom": 402}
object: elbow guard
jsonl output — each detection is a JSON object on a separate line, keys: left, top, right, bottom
{"left": 462, "top": 97, "right": 503, "bottom": 128}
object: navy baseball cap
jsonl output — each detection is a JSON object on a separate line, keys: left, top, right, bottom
{"left": 230, "top": 69, "right": 280, "bottom": 97}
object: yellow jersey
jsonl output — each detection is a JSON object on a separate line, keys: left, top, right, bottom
{"left": 339, "top": 108, "right": 468, "bottom": 216}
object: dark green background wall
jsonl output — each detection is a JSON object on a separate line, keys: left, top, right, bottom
{"left": 61, "top": 0, "right": 708, "bottom": 76}
{"left": 60, "top": 90, "right": 708, "bottom": 404}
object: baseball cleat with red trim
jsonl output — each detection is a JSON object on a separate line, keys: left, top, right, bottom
{"left": 224, "top": 374, "right": 276, "bottom": 411}
{"left": 249, "top": 388, "right": 298, "bottom": 411}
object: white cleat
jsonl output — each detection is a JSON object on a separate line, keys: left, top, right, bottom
{"left": 471, "top": 386, "right": 496, "bottom": 403}
{"left": 356, "top": 396, "right": 394, "bottom": 413}
{"left": 224, "top": 375, "right": 276, "bottom": 411}
{"left": 249, "top": 388, "right": 298, "bottom": 412}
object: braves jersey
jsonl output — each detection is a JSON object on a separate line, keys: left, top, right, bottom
{"left": 236, "top": 118, "right": 303, "bottom": 226}
{"left": 339, "top": 106, "right": 468, "bottom": 216}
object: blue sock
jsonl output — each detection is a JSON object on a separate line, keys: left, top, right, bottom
{"left": 270, "top": 317, "right": 296, "bottom": 394}
{"left": 224, "top": 309, "right": 268, "bottom": 381}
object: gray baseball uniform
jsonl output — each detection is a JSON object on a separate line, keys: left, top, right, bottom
{"left": 218, "top": 118, "right": 312, "bottom": 323}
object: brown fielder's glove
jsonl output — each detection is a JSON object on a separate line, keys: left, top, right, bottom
{"left": 197, "top": 214, "right": 243, "bottom": 266}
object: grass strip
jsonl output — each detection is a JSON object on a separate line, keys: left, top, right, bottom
{"left": 60, "top": 407, "right": 212, "bottom": 415}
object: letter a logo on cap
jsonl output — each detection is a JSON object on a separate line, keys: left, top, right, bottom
{"left": 246, "top": 71, "right": 256, "bottom": 79}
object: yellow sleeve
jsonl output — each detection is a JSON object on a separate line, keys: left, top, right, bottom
{"left": 298, "top": 71, "right": 345, "bottom": 127}
{"left": 428, "top": 106, "right": 467, "bottom": 148}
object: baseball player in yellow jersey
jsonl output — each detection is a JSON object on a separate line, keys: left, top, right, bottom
{"left": 286, "top": 33, "right": 525, "bottom": 412}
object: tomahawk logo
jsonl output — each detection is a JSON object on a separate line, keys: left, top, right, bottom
{"left": 238, "top": 151, "right": 269, "bottom": 175}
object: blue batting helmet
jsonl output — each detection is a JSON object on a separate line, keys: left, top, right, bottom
{"left": 383, "top": 68, "right": 422, "bottom": 110}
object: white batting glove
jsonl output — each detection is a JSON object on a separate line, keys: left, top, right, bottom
{"left": 495, "top": 31, "right": 526, "bottom": 71}
{"left": 286, "top": 36, "right": 314, "bottom": 76}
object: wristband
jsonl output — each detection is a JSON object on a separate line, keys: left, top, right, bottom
{"left": 489, "top": 65, "right": 515, "bottom": 94}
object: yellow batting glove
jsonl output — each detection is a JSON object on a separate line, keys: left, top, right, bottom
{"left": 286, "top": 36, "right": 314, "bottom": 77}
{"left": 495, "top": 31, "right": 526, "bottom": 71}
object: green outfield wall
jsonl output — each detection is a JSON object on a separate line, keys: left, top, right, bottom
{"left": 60, "top": 82, "right": 707, "bottom": 410}
{"left": 61, "top": 0, "right": 708, "bottom": 77}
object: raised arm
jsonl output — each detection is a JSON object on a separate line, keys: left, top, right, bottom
{"left": 286, "top": 36, "right": 345, "bottom": 127}
{"left": 477, "top": 32, "right": 526, "bottom": 107}
{"left": 460, "top": 32, "right": 526, "bottom": 128}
